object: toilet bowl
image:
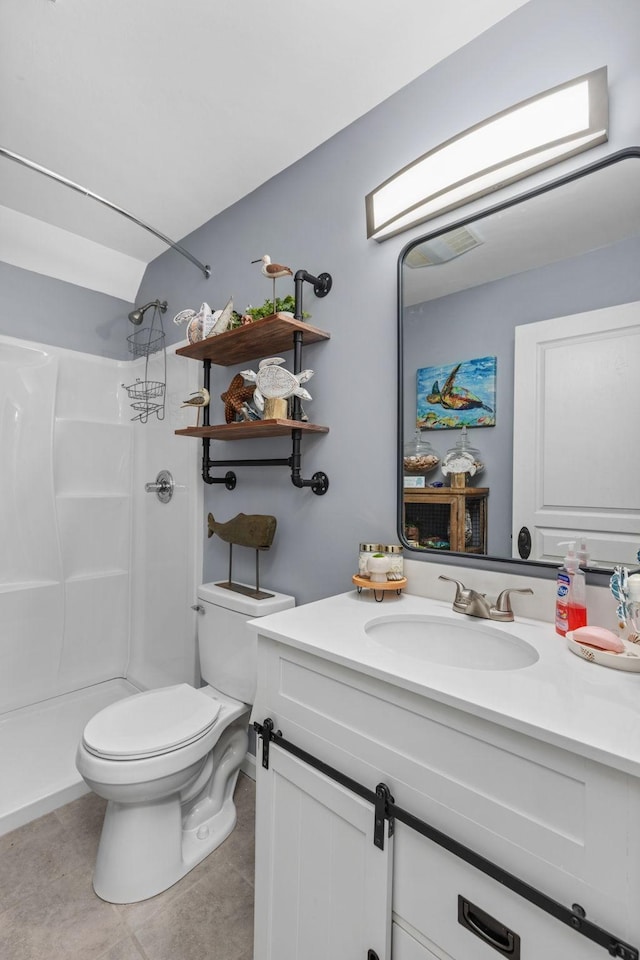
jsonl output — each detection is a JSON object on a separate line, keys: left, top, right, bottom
{"left": 76, "top": 582, "right": 294, "bottom": 903}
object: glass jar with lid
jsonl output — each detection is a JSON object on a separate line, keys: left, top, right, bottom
{"left": 403, "top": 429, "right": 440, "bottom": 482}
{"left": 379, "top": 544, "right": 404, "bottom": 581}
{"left": 358, "top": 543, "right": 380, "bottom": 576}
{"left": 441, "top": 426, "right": 484, "bottom": 486}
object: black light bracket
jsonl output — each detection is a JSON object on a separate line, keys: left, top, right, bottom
{"left": 201, "top": 267, "right": 332, "bottom": 494}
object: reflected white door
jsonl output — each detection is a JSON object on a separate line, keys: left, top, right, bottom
{"left": 254, "top": 745, "right": 393, "bottom": 960}
{"left": 512, "top": 301, "right": 640, "bottom": 566}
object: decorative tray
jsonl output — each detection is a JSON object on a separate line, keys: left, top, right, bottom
{"left": 566, "top": 632, "right": 640, "bottom": 672}
{"left": 352, "top": 574, "right": 407, "bottom": 602}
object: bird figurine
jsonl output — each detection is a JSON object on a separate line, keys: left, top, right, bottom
{"left": 180, "top": 387, "right": 210, "bottom": 427}
{"left": 251, "top": 254, "right": 293, "bottom": 314}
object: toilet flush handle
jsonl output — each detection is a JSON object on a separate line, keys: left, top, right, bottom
{"left": 191, "top": 604, "right": 204, "bottom": 614}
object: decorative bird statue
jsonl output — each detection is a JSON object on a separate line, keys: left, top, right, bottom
{"left": 251, "top": 254, "right": 293, "bottom": 314}
{"left": 180, "top": 387, "right": 210, "bottom": 427}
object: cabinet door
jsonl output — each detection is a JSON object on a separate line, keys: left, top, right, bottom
{"left": 254, "top": 746, "right": 393, "bottom": 960}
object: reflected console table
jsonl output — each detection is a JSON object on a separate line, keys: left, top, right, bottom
{"left": 404, "top": 487, "right": 489, "bottom": 554}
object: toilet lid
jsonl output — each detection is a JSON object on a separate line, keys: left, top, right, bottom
{"left": 82, "top": 684, "right": 221, "bottom": 760}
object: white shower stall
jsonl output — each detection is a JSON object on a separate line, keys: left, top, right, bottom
{"left": 0, "top": 333, "right": 202, "bottom": 835}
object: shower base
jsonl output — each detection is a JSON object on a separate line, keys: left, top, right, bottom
{"left": 0, "top": 678, "right": 139, "bottom": 836}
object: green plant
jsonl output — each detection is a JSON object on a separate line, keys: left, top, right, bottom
{"left": 227, "top": 295, "right": 310, "bottom": 330}
{"left": 246, "top": 295, "right": 310, "bottom": 321}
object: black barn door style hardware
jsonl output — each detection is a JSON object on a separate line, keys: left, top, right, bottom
{"left": 201, "top": 268, "right": 331, "bottom": 494}
{"left": 254, "top": 718, "right": 638, "bottom": 960}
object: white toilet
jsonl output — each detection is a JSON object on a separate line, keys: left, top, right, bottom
{"left": 76, "top": 582, "right": 294, "bottom": 904}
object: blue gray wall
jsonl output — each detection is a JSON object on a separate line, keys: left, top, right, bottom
{"left": 3, "top": 0, "right": 640, "bottom": 602}
{"left": 0, "top": 261, "right": 132, "bottom": 359}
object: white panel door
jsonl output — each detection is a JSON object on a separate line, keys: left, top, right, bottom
{"left": 254, "top": 745, "right": 393, "bottom": 960}
{"left": 512, "top": 301, "right": 640, "bottom": 565}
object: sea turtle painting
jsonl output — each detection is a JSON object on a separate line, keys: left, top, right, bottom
{"left": 240, "top": 357, "right": 313, "bottom": 412}
{"left": 417, "top": 356, "right": 496, "bottom": 429}
{"left": 427, "top": 363, "right": 494, "bottom": 412}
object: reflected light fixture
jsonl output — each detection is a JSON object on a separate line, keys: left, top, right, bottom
{"left": 366, "top": 67, "right": 608, "bottom": 242}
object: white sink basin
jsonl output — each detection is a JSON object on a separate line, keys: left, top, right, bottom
{"left": 364, "top": 614, "right": 539, "bottom": 670}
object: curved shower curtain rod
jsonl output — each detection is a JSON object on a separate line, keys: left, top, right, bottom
{"left": 0, "top": 146, "right": 211, "bottom": 279}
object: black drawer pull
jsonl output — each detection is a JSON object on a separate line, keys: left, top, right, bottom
{"left": 459, "top": 895, "right": 521, "bottom": 958}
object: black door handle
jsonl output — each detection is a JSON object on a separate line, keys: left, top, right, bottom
{"left": 458, "top": 895, "right": 520, "bottom": 957}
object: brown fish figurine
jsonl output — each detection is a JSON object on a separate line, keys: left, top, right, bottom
{"left": 207, "top": 512, "right": 276, "bottom": 550}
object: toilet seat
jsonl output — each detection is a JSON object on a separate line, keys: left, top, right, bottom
{"left": 82, "top": 684, "right": 221, "bottom": 760}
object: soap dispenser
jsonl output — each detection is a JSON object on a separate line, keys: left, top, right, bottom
{"left": 577, "top": 537, "right": 590, "bottom": 568}
{"left": 555, "top": 541, "right": 588, "bottom": 636}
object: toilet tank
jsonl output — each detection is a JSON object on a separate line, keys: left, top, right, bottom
{"left": 196, "top": 582, "right": 295, "bottom": 704}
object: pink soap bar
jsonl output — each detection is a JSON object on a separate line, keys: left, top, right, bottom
{"left": 572, "top": 626, "right": 625, "bottom": 653}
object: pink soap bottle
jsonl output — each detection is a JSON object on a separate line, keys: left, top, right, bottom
{"left": 555, "top": 541, "right": 588, "bottom": 637}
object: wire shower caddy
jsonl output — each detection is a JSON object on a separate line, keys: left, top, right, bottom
{"left": 122, "top": 303, "right": 167, "bottom": 422}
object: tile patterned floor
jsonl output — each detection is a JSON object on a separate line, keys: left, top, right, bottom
{"left": 0, "top": 773, "right": 255, "bottom": 960}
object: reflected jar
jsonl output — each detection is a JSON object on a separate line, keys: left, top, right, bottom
{"left": 441, "top": 426, "right": 484, "bottom": 487}
{"left": 403, "top": 430, "right": 440, "bottom": 483}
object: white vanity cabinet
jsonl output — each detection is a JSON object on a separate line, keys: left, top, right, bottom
{"left": 250, "top": 593, "right": 640, "bottom": 960}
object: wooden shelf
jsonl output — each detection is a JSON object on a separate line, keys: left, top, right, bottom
{"left": 175, "top": 313, "right": 330, "bottom": 366}
{"left": 175, "top": 419, "right": 330, "bottom": 440}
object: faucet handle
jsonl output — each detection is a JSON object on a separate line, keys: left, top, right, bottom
{"left": 439, "top": 575, "right": 466, "bottom": 596}
{"left": 494, "top": 587, "right": 533, "bottom": 614}
{"left": 439, "top": 575, "right": 473, "bottom": 611}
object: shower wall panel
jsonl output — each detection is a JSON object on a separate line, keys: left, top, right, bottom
{"left": 126, "top": 348, "right": 202, "bottom": 691}
{"left": 0, "top": 335, "right": 132, "bottom": 714}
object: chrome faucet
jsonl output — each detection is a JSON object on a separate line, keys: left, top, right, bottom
{"left": 439, "top": 576, "right": 533, "bottom": 622}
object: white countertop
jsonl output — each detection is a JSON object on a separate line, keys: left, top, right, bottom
{"left": 250, "top": 589, "right": 640, "bottom": 777}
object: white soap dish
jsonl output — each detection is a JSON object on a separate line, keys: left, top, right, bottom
{"left": 566, "top": 632, "right": 640, "bottom": 672}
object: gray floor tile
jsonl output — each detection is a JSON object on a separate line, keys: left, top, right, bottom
{"left": 0, "top": 771, "right": 255, "bottom": 960}
{"left": 95, "top": 933, "right": 149, "bottom": 960}
{"left": 133, "top": 865, "right": 254, "bottom": 960}
{"left": 0, "top": 863, "right": 128, "bottom": 960}
{"left": 0, "top": 809, "right": 90, "bottom": 914}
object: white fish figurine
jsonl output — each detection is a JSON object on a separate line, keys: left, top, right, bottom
{"left": 241, "top": 357, "right": 313, "bottom": 412}
{"left": 180, "top": 387, "right": 210, "bottom": 427}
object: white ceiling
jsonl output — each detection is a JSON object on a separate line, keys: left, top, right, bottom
{"left": 0, "top": 0, "right": 529, "bottom": 299}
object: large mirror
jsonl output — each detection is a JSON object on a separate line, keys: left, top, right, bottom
{"left": 399, "top": 149, "right": 640, "bottom": 572}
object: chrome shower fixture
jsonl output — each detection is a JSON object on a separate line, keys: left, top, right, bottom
{"left": 128, "top": 299, "right": 168, "bottom": 325}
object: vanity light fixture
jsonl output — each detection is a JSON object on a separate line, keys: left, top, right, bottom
{"left": 365, "top": 67, "right": 608, "bottom": 242}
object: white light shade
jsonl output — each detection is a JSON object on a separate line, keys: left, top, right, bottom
{"left": 366, "top": 67, "right": 608, "bottom": 241}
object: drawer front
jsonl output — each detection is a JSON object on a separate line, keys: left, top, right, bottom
{"left": 393, "top": 822, "right": 634, "bottom": 960}
{"left": 392, "top": 922, "right": 441, "bottom": 960}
